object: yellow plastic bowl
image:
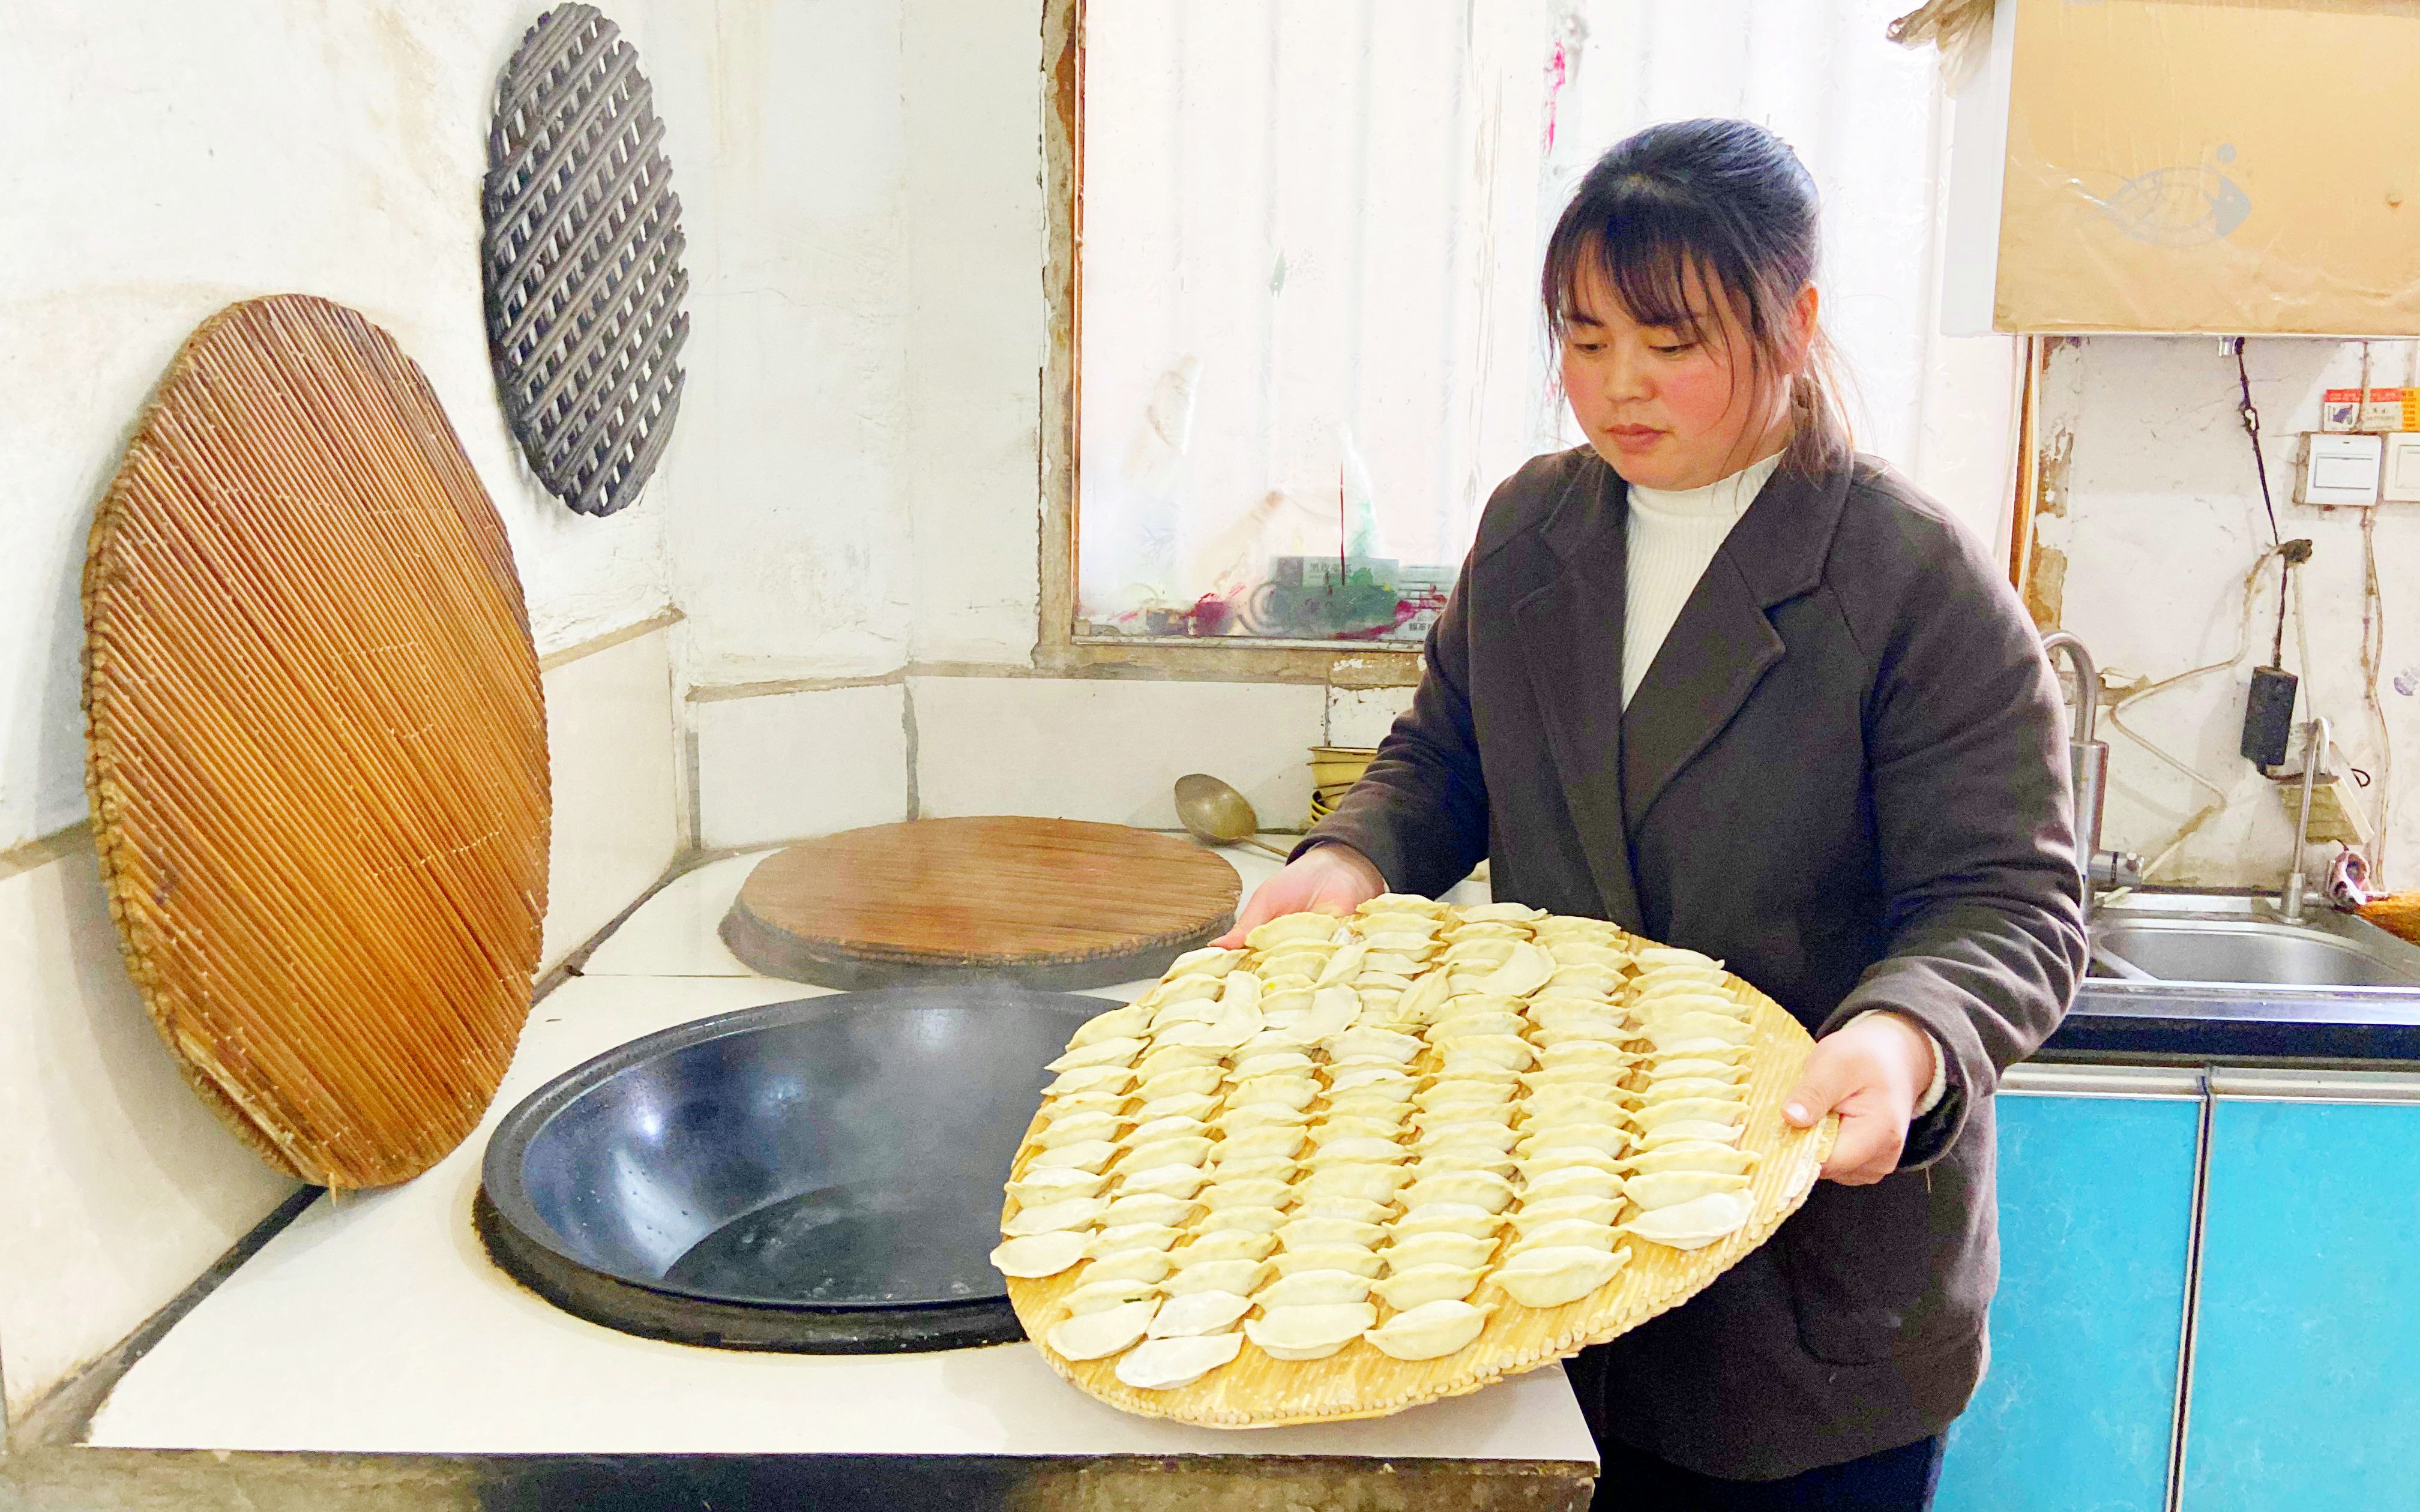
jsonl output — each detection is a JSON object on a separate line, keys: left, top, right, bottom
{"left": 1310, "top": 745, "right": 1377, "bottom": 788}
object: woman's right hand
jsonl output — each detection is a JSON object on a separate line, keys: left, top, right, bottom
{"left": 1214, "top": 843, "right": 1388, "bottom": 947}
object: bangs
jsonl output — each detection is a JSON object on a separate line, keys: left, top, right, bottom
{"left": 1543, "top": 190, "right": 1765, "bottom": 357}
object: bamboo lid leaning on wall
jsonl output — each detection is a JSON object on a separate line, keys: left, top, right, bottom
{"left": 81, "top": 294, "right": 551, "bottom": 1190}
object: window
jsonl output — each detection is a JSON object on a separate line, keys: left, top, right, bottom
{"left": 1055, "top": 1, "right": 2014, "bottom": 652}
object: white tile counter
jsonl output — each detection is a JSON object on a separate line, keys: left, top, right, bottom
{"left": 86, "top": 837, "right": 1579, "bottom": 1464}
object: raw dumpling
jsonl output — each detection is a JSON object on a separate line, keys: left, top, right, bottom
{"left": 1494, "top": 1244, "right": 1631, "bottom": 1308}
{"left": 1508, "top": 1195, "right": 1624, "bottom": 1231}
{"left": 1133, "top": 1066, "right": 1224, "bottom": 1102}
{"left": 1325, "top": 1086, "right": 1419, "bottom": 1120}
{"left": 1259, "top": 952, "right": 1332, "bottom": 982}
{"left": 1002, "top": 1196, "right": 1104, "bottom": 1236}
{"left": 1643, "top": 1076, "right": 1748, "bottom": 1105}
{"left": 1127, "top": 1112, "right": 1212, "bottom": 1144}
{"left": 1390, "top": 1203, "right": 1503, "bottom": 1241}
{"left": 1276, "top": 1217, "right": 1386, "bottom": 1252}
{"left": 1046, "top": 1037, "right": 1145, "bottom": 1072}
{"left": 1630, "top": 1098, "right": 1746, "bottom": 1132}
{"left": 1504, "top": 1219, "right": 1619, "bottom": 1255}
{"left": 1625, "top": 1170, "right": 1754, "bottom": 1209}
{"left": 1088, "top": 1223, "right": 1184, "bottom": 1256}
{"left": 1401, "top": 1171, "right": 1516, "bottom": 1212}
{"left": 1413, "top": 1121, "right": 1520, "bottom": 1154}
{"left": 1410, "top": 1146, "right": 1517, "bottom": 1180}
{"left": 1062, "top": 1277, "right": 1159, "bottom": 1316}
{"left": 1620, "top": 1189, "right": 1757, "bottom": 1249}
{"left": 1254, "top": 1268, "right": 1374, "bottom": 1308}
{"left": 1371, "top": 1263, "right": 1484, "bottom": 1309}
{"left": 1326, "top": 1065, "right": 1416, "bottom": 1096}
{"left": 1229, "top": 1075, "right": 1319, "bottom": 1112}
{"left": 1046, "top": 1298, "right": 1157, "bottom": 1360}
{"left": 1244, "top": 1303, "right": 1378, "bottom": 1360}
{"left": 1439, "top": 1035, "right": 1538, "bottom": 1072}
{"left": 1115, "top": 1135, "right": 1214, "bottom": 1173}
{"left": 1314, "top": 943, "right": 1370, "bottom": 988}
{"left": 1101, "top": 1193, "right": 1199, "bottom": 1229}
{"left": 1193, "top": 1205, "right": 1289, "bottom": 1235}
{"left": 1217, "top": 1103, "right": 1310, "bottom": 1134}
{"left": 1652, "top": 1057, "right": 1749, "bottom": 1083}
{"left": 1249, "top": 912, "right": 1343, "bottom": 949}
{"left": 1520, "top": 1165, "right": 1627, "bottom": 1202}
{"left": 1643, "top": 1016, "right": 1753, "bottom": 1051}
{"left": 1083, "top": 1248, "right": 1175, "bottom": 1285}
{"left": 1293, "top": 1195, "right": 1396, "bottom": 1226}
{"left": 1163, "top": 1259, "right": 1274, "bottom": 1296}
{"left": 1623, "top": 1141, "right": 1760, "bottom": 1177}
{"left": 1300, "top": 1163, "right": 1415, "bottom": 1202}
{"left": 1417, "top": 1078, "right": 1517, "bottom": 1109}
{"left": 1460, "top": 902, "right": 1546, "bottom": 924}
{"left": 989, "top": 1231, "right": 1089, "bottom": 1278}
{"left": 1208, "top": 1155, "right": 1301, "bottom": 1184}
{"left": 1637, "top": 1120, "right": 1746, "bottom": 1150}
{"left": 1333, "top": 1026, "right": 1424, "bottom": 1064}
{"left": 1043, "top": 1064, "right": 1137, "bottom": 1098}
{"left": 1363, "top": 1298, "right": 1494, "bottom": 1360}
{"left": 1430, "top": 1009, "right": 1526, "bottom": 1039}
{"left": 1130, "top": 1093, "right": 1220, "bottom": 1124}
{"left": 1380, "top": 1230, "right": 1499, "bottom": 1270}
{"left": 1214, "top": 1126, "right": 1308, "bottom": 1163}
{"left": 1231, "top": 1049, "right": 1315, "bottom": 1079}
{"left": 1516, "top": 1123, "right": 1632, "bottom": 1159}
{"left": 1514, "top": 1148, "right": 1624, "bottom": 1182}
{"left": 1269, "top": 1244, "right": 1383, "bottom": 1279}
{"left": 1198, "top": 1178, "right": 1293, "bottom": 1210}
{"left": 1118, "top": 1163, "right": 1211, "bottom": 1199}
{"left": 1440, "top": 938, "right": 1516, "bottom": 967}
{"left": 1155, "top": 1004, "right": 1259, "bottom": 1050}
{"left": 1006, "top": 1168, "right": 1108, "bottom": 1205}
{"left": 1543, "top": 962, "right": 1624, "bottom": 995}
{"left": 1068, "top": 1001, "right": 1154, "bottom": 1046}
{"left": 1147, "top": 1289, "right": 1255, "bottom": 1337}
{"left": 1172, "top": 1229, "right": 1280, "bottom": 1265}
{"left": 1115, "top": 1331, "right": 1244, "bottom": 1389}
{"left": 1305, "top": 1137, "right": 1410, "bottom": 1166}
{"left": 1317, "top": 1114, "right": 1412, "bottom": 1143}
{"left": 1166, "top": 945, "right": 1245, "bottom": 976}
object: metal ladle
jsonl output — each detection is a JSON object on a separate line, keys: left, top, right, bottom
{"left": 1173, "top": 773, "right": 1293, "bottom": 860}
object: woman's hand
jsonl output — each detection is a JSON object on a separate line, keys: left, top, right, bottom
{"left": 1214, "top": 844, "right": 1387, "bottom": 948}
{"left": 1779, "top": 1012, "right": 1938, "bottom": 1186}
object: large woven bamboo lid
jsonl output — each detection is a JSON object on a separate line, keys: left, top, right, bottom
{"left": 81, "top": 295, "right": 550, "bottom": 1190}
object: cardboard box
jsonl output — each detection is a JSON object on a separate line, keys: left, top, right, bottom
{"left": 1949, "top": 0, "right": 2420, "bottom": 336}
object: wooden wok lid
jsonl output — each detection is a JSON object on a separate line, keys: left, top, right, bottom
{"left": 721, "top": 817, "right": 1241, "bottom": 989}
{"left": 81, "top": 295, "right": 549, "bottom": 1190}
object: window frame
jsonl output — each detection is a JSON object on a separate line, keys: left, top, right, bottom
{"left": 1037, "top": 0, "right": 1422, "bottom": 690}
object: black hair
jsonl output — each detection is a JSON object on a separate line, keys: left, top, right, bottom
{"left": 1542, "top": 118, "right": 1850, "bottom": 476}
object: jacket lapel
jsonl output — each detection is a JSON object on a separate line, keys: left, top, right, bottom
{"left": 1620, "top": 454, "right": 1856, "bottom": 829}
{"left": 1511, "top": 456, "right": 1644, "bottom": 932}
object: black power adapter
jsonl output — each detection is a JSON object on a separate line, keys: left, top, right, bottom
{"left": 2241, "top": 665, "right": 2298, "bottom": 768}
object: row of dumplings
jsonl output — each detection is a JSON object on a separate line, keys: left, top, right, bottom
{"left": 989, "top": 900, "right": 1765, "bottom": 1391}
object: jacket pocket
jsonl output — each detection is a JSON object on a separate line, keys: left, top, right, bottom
{"left": 1771, "top": 1169, "right": 1942, "bottom": 1365}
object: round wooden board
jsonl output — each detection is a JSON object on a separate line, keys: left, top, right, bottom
{"left": 1003, "top": 965, "right": 1837, "bottom": 1428}
{"left": 82, "top": 295, "right": 549, "bottom": 1191}
{"left": 721, "top": 817, "right": 1242, "bottom": 989}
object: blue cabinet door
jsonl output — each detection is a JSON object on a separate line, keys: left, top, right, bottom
{"left": 1936, "top": 1075, "right": 2201, "bottom": 1512}
{"left": 2181, "top": 1084, "right": 2420, "bottom": 1511}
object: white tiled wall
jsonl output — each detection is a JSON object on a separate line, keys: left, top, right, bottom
{"left": 0, "top": 622, "right": 687, "bottom": 1422}
{"left": 693, "top": 683, "right": 911, "bottom": 849}
{"left": 540, "top": 629, "right": 682, "bottom": 971}
{"left": 0, "top": 847, "right": 301, "bottom": 1423}
{"left": 911, "top": 676, "right": 1325, "bottom": 830}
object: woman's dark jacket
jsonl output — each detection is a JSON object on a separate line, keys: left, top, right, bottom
{"left": 1303, "top": 446, "right": 2086, "bottom": 1480}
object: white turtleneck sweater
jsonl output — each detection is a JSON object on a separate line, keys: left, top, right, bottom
{"left": 1619, "top": 448, "right": 1946, "bottom": 1117}
{"left": 1621, "top": 449, "right": 1785, "bottom": 709}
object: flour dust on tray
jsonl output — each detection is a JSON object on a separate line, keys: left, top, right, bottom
{"left": 991, "top": 899, "right": 1838, "bottom": 1427}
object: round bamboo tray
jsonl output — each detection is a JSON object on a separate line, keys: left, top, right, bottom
{"left": 1001, "top": 922, "right": 1835, "bottom": 1427}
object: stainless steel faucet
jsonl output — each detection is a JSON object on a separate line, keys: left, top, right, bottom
{"left": 2041, "top": 632, "right": 2133, "bottom": 922}
{"left": 2280, "top": 716, "right": 2332, "bottom": 924}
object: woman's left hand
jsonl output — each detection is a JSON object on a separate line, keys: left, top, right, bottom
{"left": 1778, "top": 1012, "right": 1937, "bottom": 1186}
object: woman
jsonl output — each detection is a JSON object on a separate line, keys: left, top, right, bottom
{"left": 1223, "top": 119, "right": 2084, "bottom": 1507}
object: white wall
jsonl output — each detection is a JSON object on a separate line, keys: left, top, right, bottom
{"left": 2051, "top": 337, "right": 2420, "bottom": 889}
{"left": 0, "top": 0, "right": 691, "bottom": 1417}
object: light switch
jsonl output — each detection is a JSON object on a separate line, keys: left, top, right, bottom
{"left": 2299, "top": 432, "right": 2383, "bottom": 507}
{"left": 2382, "top": 433, "right": 2420, "bottom": 504}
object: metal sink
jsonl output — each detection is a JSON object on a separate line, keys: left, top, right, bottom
{"left": 2092, "top": 898, "right": 2420, "bottom": 989}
